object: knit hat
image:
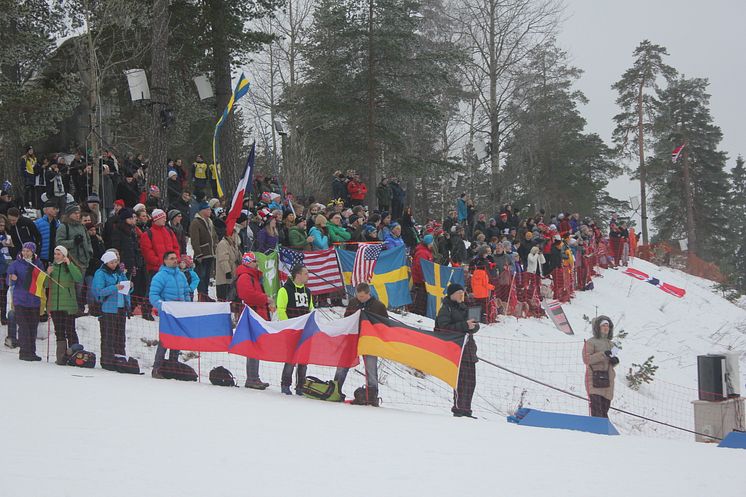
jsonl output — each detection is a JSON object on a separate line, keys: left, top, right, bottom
{"left": 114, "top": 199, "right": 125, "bottom": 208}
{"left": 168, "top": 170, "right": 177, "bottom": 178}
{"left": 100, "top": 251, "right": 118, "bottom": 264}
{"left": 168, "top": 209, "right": 182, "bottom": 221}
{"left": 86, "top": 193, "right": 100, "bottom": 204}
{"left": 208, "top": 198, "right": 221, "bottom": 209}
{"left": 180, "top": 254, "right": 193, "bottom": 268}
{"left": 241, "top": 252, "right": 257, "bottom": 266}
{"left": 389, "top": 222, "right": 400, "bottom": 230}
{"left": 42, "top": 200, "right": 56, "bottom": 209}
{"left": 133, "top": 203, "right": 146, "bottom": 213}
{"left": 348, "top": 214, "right": 360, "bottom": 225}
{"left": 0, "top": 190, "right": 9, "bottom": 197}
{"left": 149, "top": 185, "right": 160, "bottom": 195}
{"left": 197, "top": 201, "right": 210, "bottom": 211}
{"left": 423, "top": 234, "right": 434, "bottom": 245}
{"left": 363, "top": 224, "right": 376, "bottom": 234}
{"left": 446, "top": 283, "right": 465, "bottom": 297}
{"left": 65, "top": 204, "right": 81, "bottom": 216}
{"left": 236, "top": 213, "right": 248, "bottom": 224}
{"left": 54, "top": 245, "right": 68, "bottom": 257}
{"left": 118, "top": 207, "right": 135, "bottom": 221}
{"left": 22, "top": 242, "right": 36, "bottom": 253}
{"left": 151, "top": 209, "right": 166, "bottom": 222}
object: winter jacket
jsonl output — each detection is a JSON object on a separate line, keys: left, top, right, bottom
{"left": 189, "top": 214, "right": 218, "bottom": 262}
{"left": 8, "top": 216, "right": 42, "bottom": 260}
{"left": 7, "top": 257, "right": 43, "bottom": 308}
{"left": 434, "top": 297, "right": 479, "bottom": 363}
{"left": 235, "top": 265, "right": 270, "bottom": 320}
{"left": 384, "top": 232, "right": 404, "bottom": 251}
{"left": 57, "top": 220, "right": 93, "bottom": 271}
{"left": 390, "top": 181, "right": 405, "bottom": 206}
{"left": 492, "top": 252, "right": 513, "bottom": 274}
{"left": 449, "top": 234, "right": 466, "bottom": 265}
{"left": 166, "top": 178, "right": 182, "bottom": 208}
{"left": 140, "top": 224, "right": 180, "bottom": 273}
{"left": 376, "top": 183, "right": 392, "bottom": 209}
{"left": 309, "top": 226, "right": 329, "bottom": 250}
{"left": 582, "top": 316, "right": 617, "bottom": 400}
{"left": 526, "top": 250, "right": 546, "bottom": 276}
{"left": 47, "top": 261, "right": 83, "bottom": 313}
{"left": 411, "top": 243, "right": 433, "bottom": 285}
{"left": 471, "top": 267, "right": 494, "bottom": 299}
{"left": 345, "top": 296, "right": 388, "bottom": 319}
{"left": 34, "top": 215, "right": 59, "bottom": 262}
{"left": 327, "top": 222, "right": 351, "bottom": 244}
{"left": 347, "top": 180, "right": 367, "bottom": 202}
{"left": 116, "top": 179, "right": 141, "bottom": 207}
{"left": 457, "top": 198, "right": 467, "bottom": 223}
{"left": 92, "top": 264, "right": 131, "bottom": 314}
{"left": 149, "top": 265, "right": 191, "bottom": 311}
{"left": 256, "top": 227, "right": 279, "bottom": 253}
{"left": 182, "top": 268, "right": 200, "bottom": 297}
{"left": 216, "top": 234, "right": 242, "bottom": 286}
{"left": 332, "top": 177, "right": 349, "bottom": 204}
{"left": 288, "top": 226, "right": 311, "bottom": 250}
{"left": 110, "top": 223, "right": 143, "bottom": 275}
{"left": 0, "top": 234, "right": 11, "bottom": 275}
{"left": 169, "top": 221, "right": 187, "bottom": 256}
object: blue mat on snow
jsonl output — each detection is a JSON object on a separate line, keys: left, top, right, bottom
{"left": 717, "top": 431, "right": 746, "bottom": 449}
{"left": 507, "top": 408, "right": 619, "bottom": 435}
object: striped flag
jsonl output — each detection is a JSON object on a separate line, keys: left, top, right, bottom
{"left": 351, "top": 243, "right": 384, "bottom": 287}
{"left": 225, "top": 143, "right": 255, "bottom": 237}
{"left": 279, "top": 247, "right": 343, "bottom": 295}
{"left": 672, "top": 143, "right": 686, "bottom": 163}
{"left": 543, "top": 300, "right": 574, "bottom": 335}
{"left": 22, "top": 265, "right": 47, "bottom": 299}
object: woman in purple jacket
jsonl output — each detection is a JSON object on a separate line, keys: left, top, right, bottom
{"left": 7, "top": 242, "right": 42, "bottom": 361}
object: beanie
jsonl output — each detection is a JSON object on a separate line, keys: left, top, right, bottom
{"left": 151, "top": 209, "right": 166, "bottom": 222}
{"left": 54, "top": 245, "right": 68, "bottom": 257}
{"left": 423, "top": 234, "right": 434, "bottom": 245}
{"left": 446, "top": 283, "right": 465, "bottom": 297}
{"left": 118, "top": 207, "right": 135, "bottom": 221}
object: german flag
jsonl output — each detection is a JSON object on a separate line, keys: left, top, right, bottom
{"left": 22, "top": 265, "right": 47, "bottom": 299}
{"left": 358, "top": 311, "right": 465, "bottom": 388}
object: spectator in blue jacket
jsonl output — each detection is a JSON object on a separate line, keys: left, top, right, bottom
{"left": 457, "top": 193, "right": 467, "bottom": 223}
{"left": 34, "top": 201, "right": 60, "bottom": 266}
{"left": 384, "top": 223, "right": 405, "bottom": 251}
{"left": 92, "top": 250, "right": 132, "bottom": 370}
{"left": 7, "top": 242, "right": 42, "bottom": 361}
{"left": 309, "top": 215, "right": 330, "bottom": 250}
{"left": 149, "top": 250, "right": 191, "bottom": 378}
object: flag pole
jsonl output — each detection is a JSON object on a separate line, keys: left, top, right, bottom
{"left": 28, "top": 261, "right": 64, "bottom": 288}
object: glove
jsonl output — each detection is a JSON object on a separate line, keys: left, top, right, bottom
{"left": 609, "top": 356, "right": 620, "bottom": 366}
{"left": 74, "top": 234, "right": 84, "bottom": 246}
{"left": 226, "top": 272, "right": 232, "bottom": 280}
{"left": 604, "top": 350, "right": 612, "bottom": 358}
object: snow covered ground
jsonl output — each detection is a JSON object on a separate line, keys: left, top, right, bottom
{"left": 1, "top": 257, "right": 746, "bottom": 495}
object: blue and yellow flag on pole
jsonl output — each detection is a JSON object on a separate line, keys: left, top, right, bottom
{"left": 212, "top": 73, "right": 251, "bottom": 197}
{"left": 337, "top": 245, "right": 412, "bottom": 309}
{"left": 420, "top": 259, "right": 465, "bottom": 320}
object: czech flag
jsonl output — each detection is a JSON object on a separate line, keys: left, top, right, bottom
{"left": 229, "top": 305, "right": 308, "bottom": 363}
{"left": 358, "top": 311, "right": 466, "bottom": 388}
{"left": 292, "top": 311, "right": 360, "bottom": 368}
{"left": 225, "top": 143, "right": 255, "bottom": 237}
{"left": 159, "top": 302, "right": 234, "bottom": 351}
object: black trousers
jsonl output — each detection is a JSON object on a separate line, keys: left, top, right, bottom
{"left": 15, "top": 306, "right": 40, "bottom": 357}
{"left": 453, "top": 359, "right": 476, "bottom": 415}
{"left": 0, "top": 278, "right": 8, "bottom": 321}
{"left": 281, "top": 363, "right": 308, "bottom": 389}
{"left": 50, "top": 311, "right": 79, "bottom": 346}
{"left": 99, "top": 310, "right": 127, "bottom": 362}
{"left": 589, "top": 394, "right": 611, "bottom": 418}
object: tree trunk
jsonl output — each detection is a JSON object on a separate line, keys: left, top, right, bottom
{"left": 637, "top": 80, "right": 649, "bottom": 245}
{"left": 488, "top": 1, "right": 499, "bottom": 207}
{"left": 365, "top": 0, "right": 376, "bottom": 206}
{"left": 681, "top": 145, "right": 697, "bottom": 263}
{"left": 148, "top": 0, "right": 169, "bottom": 196}
{"left": 86, "top": 24, "right": 100, "bottom": 195}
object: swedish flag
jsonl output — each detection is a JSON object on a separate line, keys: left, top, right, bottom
{"left": 337, "top": 245, "right": 412, "bottom": 309}
{"left": 420, "top": 259, "right": 465, "bottom": 319}
{"left": 212, "top": 73, "right": 251, "bottom": 197}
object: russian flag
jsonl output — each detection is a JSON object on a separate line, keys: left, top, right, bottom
{"left": 292, "top": 311, "right": 360, "bottom": 368}
{"left": 229, "top": 305, "right": 309, "bottom": 363}
{"left": 159, "top": 302, "right": 234, "bottom": 351}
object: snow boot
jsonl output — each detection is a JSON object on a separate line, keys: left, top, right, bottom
{"left": 4, "top": 336, "right": 18, "bottom": 349}
{"left": 244, "top": 379, "right": 268, "bottom": 390}
{"left": 55, "top": 340, "right": 68, "bottom": 366}
{"left": 281, "top": 385, "right": 293, "bottom": 395}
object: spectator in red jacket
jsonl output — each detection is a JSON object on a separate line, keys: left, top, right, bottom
{"left": 346, "top": 173, "right": 367, "bottom": 206}
{"left": 410, "top": 234, "right": 434, "bottom": 315}
{"left": 139, "top": 209, "right": 180, "bottom": 274}
{"left": 235, "top": 251, "right": 274, "bottom": 389}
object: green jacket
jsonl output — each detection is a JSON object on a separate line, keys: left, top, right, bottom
{"left": 57, "top": 221, "right": 93, "bottom": 271}
{"left": 288, "top": 226, "right": 311, "bottom": 250}
{"left": 47, "top": 261, "right": 83, "bottom": 313}
{"left": 327, "top": 222, "right": 351, "bottom": 243}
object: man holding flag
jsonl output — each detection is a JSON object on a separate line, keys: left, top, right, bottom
{"left": 7, "top": 242, "right": 44, "bottom": 361}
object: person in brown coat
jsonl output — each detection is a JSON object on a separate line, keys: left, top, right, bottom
{"left": 333, "top": 282, "right": 387, "bottom": 406}
{"left": 582, "top": 315, "right": 619, "bottom": 418}
{"left": 189, "top": 201, "right": 218, "bottom": 301}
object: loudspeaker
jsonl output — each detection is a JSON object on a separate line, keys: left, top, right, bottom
{"left": 698, "top": 354, "right": 727, "bottom": 402}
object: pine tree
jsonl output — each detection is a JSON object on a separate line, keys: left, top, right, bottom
{"left": 612, "top": 40, "right": 677, "bottom": 245}
{"left": 728, "top": 155, "right": 746, "bottom": 290}
{"left": 503, "top": 43, "right": 622, "bottom": 216}
{"left": 649, "top": 76, "right": 731, "bottom": 263}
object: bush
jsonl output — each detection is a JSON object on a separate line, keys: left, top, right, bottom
{"left": 626, "top": 356, "right": 658, "bottom": 391}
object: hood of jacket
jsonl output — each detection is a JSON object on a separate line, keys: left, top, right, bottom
{"left": 592, "top": 315, "right": 614, "bottom": 339}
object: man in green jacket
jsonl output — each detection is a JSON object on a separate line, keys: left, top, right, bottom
{"left": 327, "top": 213, "right": 351, "bottom": 244}
{"left": 46, "top": 245, "right": 84, "bottom": 365}
{"left": 277, "top": 265, "right": 314, "bottom": 395}
{"left": 57, "top": 205, "right": 93, "bottom": 274}
{"left": 288, "top": 218, "right": 313, "bottom": 250}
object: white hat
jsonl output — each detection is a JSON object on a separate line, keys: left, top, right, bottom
{"left": 168, "top": 170, "right": 177, "bottom": 178}
{"left": 133, "top": 203, "right": 146, "bottom": 213}
{"left": 151, "top": 209, "right": 167, "bottom": 222}
{"left": 54, "top": 245, "right": 68, "bottom": 257}
{"left": 101, "top": 251, "right": 118, "bottom": 264}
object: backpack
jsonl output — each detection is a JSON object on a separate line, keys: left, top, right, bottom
{"left": 102, "top": 355, "right": 141, "bottom": 375}
{"left": 67, "top": 348, "right": 96, "bottom": 368}
{"left": 159, "top": 360, "right": 198, "bottom": 381}
{"left": 301, "top": 376, "right": 343, "bottom": 402}
{"left": 351, "top": 386, "right": 380, "bottom": 407}
{"left": 209, "top": 366, "right": 236, "bottom": 387}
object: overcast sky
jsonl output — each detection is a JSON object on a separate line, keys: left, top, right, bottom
{"left": 557, "top": 0, "right": 745, "bottom": 222}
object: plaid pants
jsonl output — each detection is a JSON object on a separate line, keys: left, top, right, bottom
{"left": 453, "top": 359, "right": 476, "bottom": 415}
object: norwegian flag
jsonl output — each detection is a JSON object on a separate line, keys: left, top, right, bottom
{"left": 623, "top": 267, "right": 686, "bottom": 298}
{"left": 351, "top": 243, "right": 384, "bottom": 287}
{"left": 279, "top": 247, "right": 343, "bottom": 295}
{"left": 672, "top": 143, "right": 686, "bottom": 163}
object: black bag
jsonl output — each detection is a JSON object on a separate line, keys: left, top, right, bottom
{"left": 101, "top": 355, "right": 141, "bottom": 374}
{"left": 67, "top": 350, "right": 96, "bottom": 368}
{"left": 209, "top": 366, "right": 236, "bottom": 387}
{"left": 351, "top": 386, "right": 380, "bottom": 406}
{"left": 159, "top": 361, "right": 198, "bottom": 381}
{"left": 592, "top": 369, "right": 610, "bottom": 389}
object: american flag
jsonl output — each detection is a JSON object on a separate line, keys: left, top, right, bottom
{"left": 672, "top": 143, "right": 686, "bottom": 163}
{"left": 351, "top": 243, "right": 384, "bottom": 286}
{"left": 279, "top": 247, "right": 343, "bottom": 295}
